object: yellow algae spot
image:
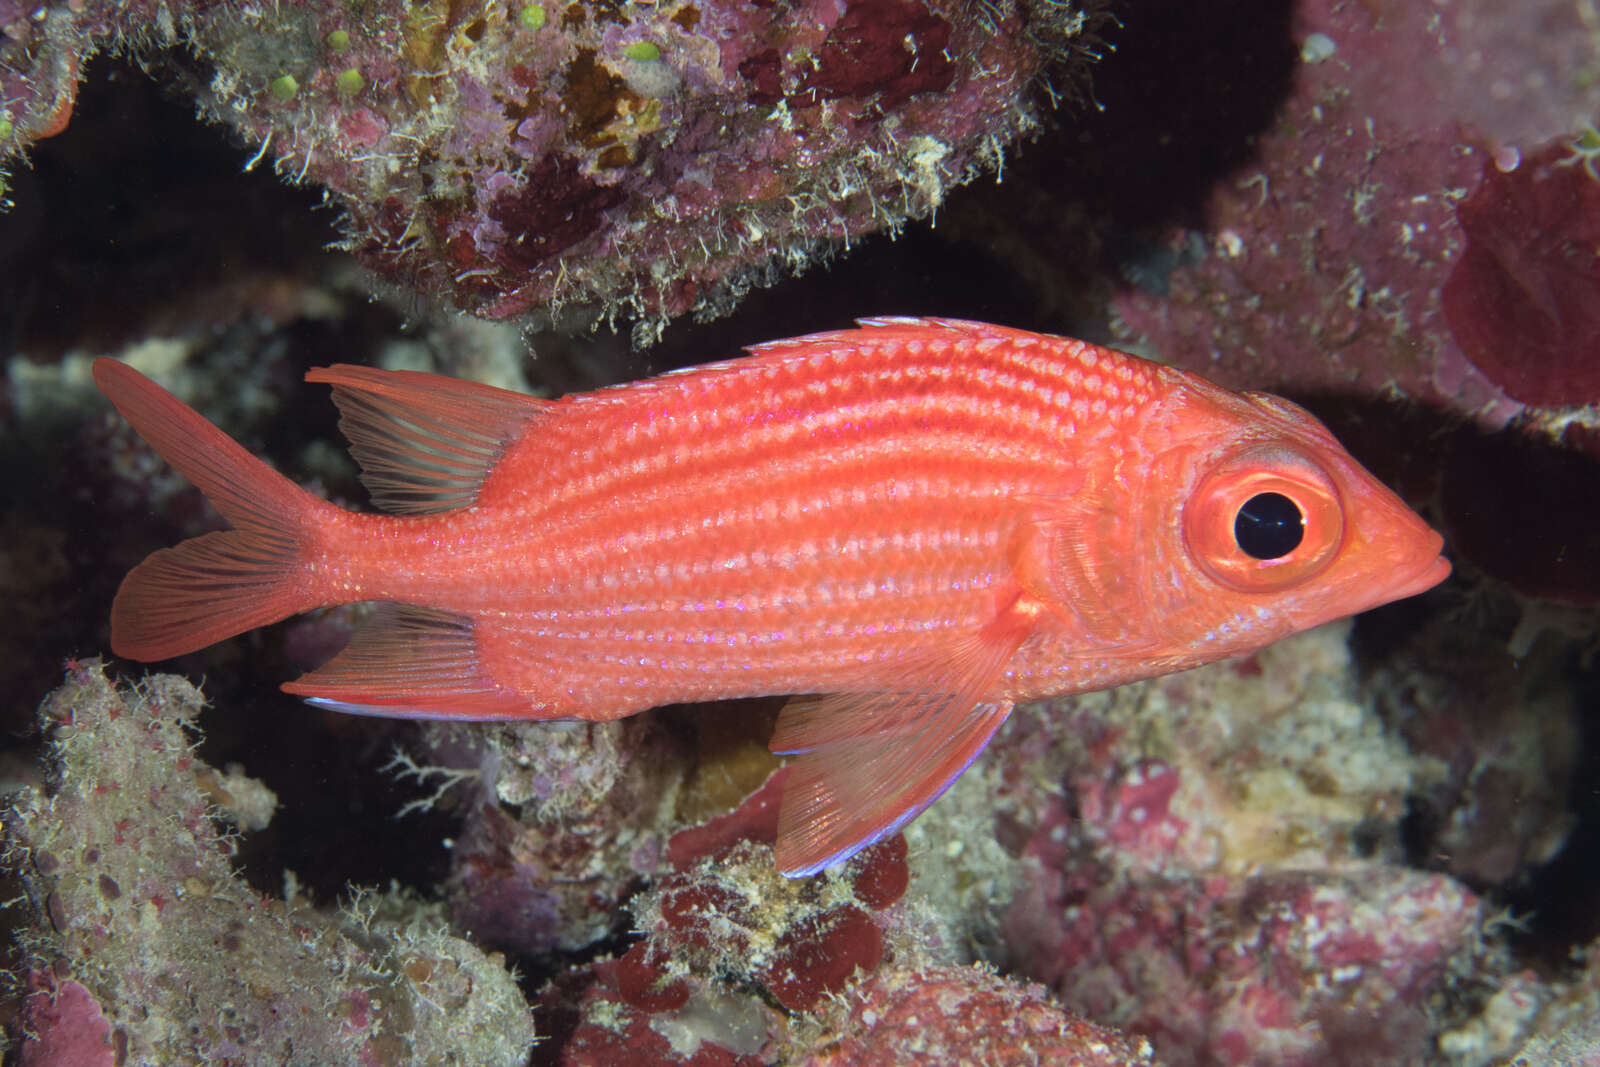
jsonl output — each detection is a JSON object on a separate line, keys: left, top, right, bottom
{"left": 403, "top": 0, "right": 450, "bottom": 68}
{"left": 519, "top": 4, "right": 547, "bottom": 29}
{"left": 402, "top": 0, "right": 451, "bottom": 105}
{"left": 624, "top": 41, "right": 662, "bottom": 62}
{"left": 269, "top": 74, "right": 299, "bottom": 101}
{"left": 325, "top": 28, "right": 352, "bottom": 52}
{"left": 335, "top": 68, "right": 366, "bottom": 96}
{"left": 564, "top": 48, "right": 645, "bottom": 147}
{"left": 619, "top": 95, "right": 663, "bottom": 134}
{"left": 674, "top": 701, "right": 782, "bottom": 825}
{"left": 1556, "top": 123, "right": 1600, "bottom": 183}
{"left": 0, "top": 117, "right": 12, "bottom": 139}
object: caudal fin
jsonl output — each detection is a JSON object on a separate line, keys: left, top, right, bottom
{"left": 93, "top": 358, "right": 325, "bottom": 661}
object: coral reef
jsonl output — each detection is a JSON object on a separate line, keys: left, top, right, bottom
{"left": 991, "top": 621, "right": 1438, "bottom": 885}
{"left": 434, "top": 714, "right": 690, "bottom": 955}
{"left": 390, "top": 699, "right": 784, "bottom": 959}
{"left": 626, "top": 829, "right": 909, "bottom": 1015}
{"left": 1110, "top": 0, "right": 1600, "bottom": 436}
{"left": 535, "top": 809, "right": 1154, "bottom": 1066}
{"left": 3, "top": 0, "right": 1599, "bottom": 1061}
{"left": 2, "top": 664, "right": 536, "bottom": 1066}
{"left": 1, "top": 0, "right": 1105, "bottom": 335}
{"left": 541, "top": 955, "right": 1157, "bottom": 1066}
{"left": 798, "top": 963, "right": 1155, "bottom": 1066}
{"left": 1010, "top": 859, "right": 1478, "bottom": 1066}
{"left": 1440, "top": 943, "right": 1600, "bottom": 1067}
{"left": 913, "top": 623, "right": 1497, "bottom": 1065}
{"left": 393, "top": 620, "right": 1558, "bottom": 1065}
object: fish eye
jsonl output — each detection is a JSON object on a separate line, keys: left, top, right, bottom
{"left": 1184, "top": 448, "right": 1344, "bottom": 592}
{"left": 1234, "top": 492, "right": 1304, "bottom": 560}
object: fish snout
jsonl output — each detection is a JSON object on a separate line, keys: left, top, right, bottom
{"left": 1339, "top": 494, "right": 1451, "bottom": 607}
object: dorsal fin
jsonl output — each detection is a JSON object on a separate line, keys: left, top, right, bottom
{"left": 305, "top": 365, "right": 552, "bottom": 514}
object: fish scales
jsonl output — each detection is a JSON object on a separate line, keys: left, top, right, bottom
{"left": 514, "top": 342, "right": 1152, "bottom": 523}
{"left": 93, "top": 317, "right": 1450, "bottom": 875}
{"left": 411, "top": 345, "right": 1131, "bottom": 699}
{"left": 318, "top": 335, "right": 1149, "bottom": 705}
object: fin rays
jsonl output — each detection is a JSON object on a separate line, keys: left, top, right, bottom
{"left": 306, "top": 365, "right": 551, "bottom": 514}
{"left": 92, "top": 359, "right": 321, "bottom": 660}
{"left": 282, "top": 605, "right": 530, "bottom": 719}
{"left": 770, "top": 594, "right": 1038, "bottom": 876}
{"left": 110, "top": 532, "right": 306, "bottom": 661}
{"left": 774, "top": 694, "right": 1014, "bottom": 876}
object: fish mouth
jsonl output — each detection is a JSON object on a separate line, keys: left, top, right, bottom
{"left": 1397, "top": 553, "right": 1452, "bottom": 599}
{"left": 1391, "top": 532, "right": 1451, "bottom": 601}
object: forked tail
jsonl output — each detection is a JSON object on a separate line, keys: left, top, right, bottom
{"left": 93, "top": 359, "right": 328, "bottom": 661}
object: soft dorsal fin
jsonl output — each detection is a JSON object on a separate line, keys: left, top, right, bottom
{"left": 305, "top": 365, "right": 552, "bottom": 514}
{"left": 769, "top": 592, "right": 1041, "bottom": 876}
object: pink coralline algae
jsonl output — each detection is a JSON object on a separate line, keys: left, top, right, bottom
{"left": 1006, "top": 801, "right": 1480, "bottom": 1067}
{"left": 1074, "top": 759, "right": 1189, "bottom": 865}
{"left": 1110, "top": 0, "right": 1600, "bottom": 432}
{"left": 0, "top": 0, "right": 1106, "bottom": 333}
{"left": 17, "top": 974, "right": 115, "bottom": 1067}
{"left": 1441, "top": 137, "right": 1600, "bottom": 410}
{"left": 799, "top": 964, "right": 1155, "bottom": 1066}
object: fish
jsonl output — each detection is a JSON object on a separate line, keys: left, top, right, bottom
{"left": 93, "top": 317, "right": 1450, "bottom": 877}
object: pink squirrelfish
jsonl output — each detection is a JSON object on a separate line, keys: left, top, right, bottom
{"left": 94, "top": 318, "right": 1449, "bottom": 876}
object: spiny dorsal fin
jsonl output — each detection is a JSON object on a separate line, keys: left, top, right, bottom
{"left": 306, "top": 365, "right": 552, "bottom": 514}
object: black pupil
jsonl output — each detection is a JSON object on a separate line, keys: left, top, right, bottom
{"left": 1234, "top": 492, "right": 1304, "bottom": 560}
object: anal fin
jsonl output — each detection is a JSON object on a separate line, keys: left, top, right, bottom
{"left": 282, "top": 605, "right": 530, "bottom": 720}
